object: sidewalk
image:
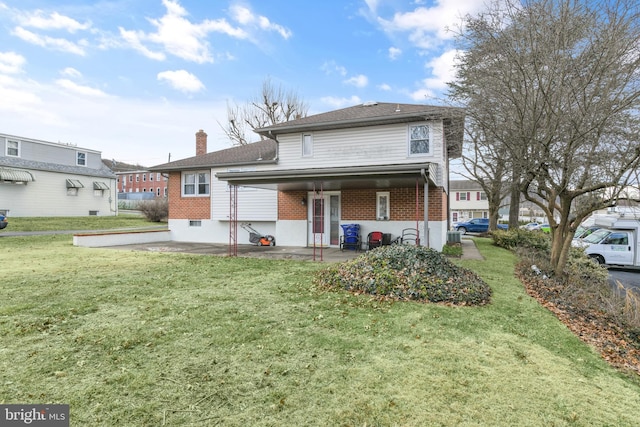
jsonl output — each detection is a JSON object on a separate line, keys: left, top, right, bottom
{"left": 460, "top": 237, "right": 483, "bottom": 260}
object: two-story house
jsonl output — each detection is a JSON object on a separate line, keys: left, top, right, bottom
{"left": 151, "top": 103, "right": 464, "bottom": 250}
{"left": 0, "top": 133, "right": 117, "bottom": 217}
{"left": 449, "top": 180, "right": 489, "bottom": 223}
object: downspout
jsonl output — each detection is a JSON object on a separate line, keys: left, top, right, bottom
{"left": 421, "top": 168, "right": 429, "bottom": 248}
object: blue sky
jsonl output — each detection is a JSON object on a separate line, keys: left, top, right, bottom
{"left": 0, "top": 0, "right": 488, "bottom": 166}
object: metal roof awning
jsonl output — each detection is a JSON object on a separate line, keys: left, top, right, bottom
{"left": 216, "top": 163, "right": 438, "bottom": 191}
{"left": 66, "top": 179, "right": 84, "bottom": 188}
{"left": 0, "top": 167, "right": 35, "bottom": 183}
{"left": 93, "top": 181, "right": 109, "bottom": 190}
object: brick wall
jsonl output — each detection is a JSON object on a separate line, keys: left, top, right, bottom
{"left": 278, "top": 186, "right": 447, "bottom": 221}
{"left": 167, "top": 171, "right": 211, "bottom": 219}
{"left": 278, "top": 190, "right": 307, "bottom": 220}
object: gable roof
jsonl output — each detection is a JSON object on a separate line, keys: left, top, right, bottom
{"left": 149, "top": 139, "right": 277, "bottom": 172}
{"left": 255, "top": 102, "right": 465, "bottom": 158}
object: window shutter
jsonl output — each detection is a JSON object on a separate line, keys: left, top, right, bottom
{"left": 477, "top": 192, "right": 480, "bottom": 200}
{"left": 467, "top": 192, "right": 471, "bottom": 201}
{"left": 456, "top": 192, "right": 460, "bottom": 201}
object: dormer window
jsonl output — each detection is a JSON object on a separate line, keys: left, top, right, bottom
{"left": 76, "top": 151, "right": 87, "bottom": 166}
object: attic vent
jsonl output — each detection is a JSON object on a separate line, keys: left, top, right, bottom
{"left": 363, "top": 101, "right": 378, "bottom": 107}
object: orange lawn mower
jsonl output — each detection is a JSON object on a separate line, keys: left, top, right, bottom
{"left": 241, "top": 223, "right": 276, "bottom": 246}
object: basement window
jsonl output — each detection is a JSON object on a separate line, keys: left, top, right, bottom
{"left": 189, "top": 220, "right": 202, "bottom": 227}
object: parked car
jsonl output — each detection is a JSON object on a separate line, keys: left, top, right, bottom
{"left": 574, "top": 225, "right": 600, "bottom": 239}
{"left": 532, "top": 223, "right": 551, "bottom": 233}
{"left": 0, "top": 213, "right": 7, "bottom": 230}
{"left": 520, "top": 222, "right": 540, "bottom": 231}
{"left": 455, "top": 218, "right": 508, "bottom": 234}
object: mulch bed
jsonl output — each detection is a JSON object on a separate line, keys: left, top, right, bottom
{"left": 515, "top": 261, "right": 640, "bottom": 378}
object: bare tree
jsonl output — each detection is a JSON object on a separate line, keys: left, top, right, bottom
{"left": 219, "top": 77, "right": 309, "bottom": 145}
{"left": 460, "top": 120, "right": 511, "bottom": 231}
{"left": 450, "top": 0, "right": 640, "bottom": 275}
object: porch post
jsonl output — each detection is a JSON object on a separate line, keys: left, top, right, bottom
{"left": 421, "top": 169, "right": 429, "bottom": 248}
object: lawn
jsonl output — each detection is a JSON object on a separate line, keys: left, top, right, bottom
{"left": 4, "top": 214, "right": 162, "bottom": 232}
{"left": 1, "top": 234, "right": 640, "bottom": 426}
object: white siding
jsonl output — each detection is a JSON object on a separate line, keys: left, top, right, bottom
{"left": 1, "top": 170, "right": 117, "bottom": 217}
{"left": 276, "top": 121, "right": 445, "bottom": 170}
{"left": 169, "top": 219, "right": 276, "bottom": 245}
{"left": 210, "top": 165, "right": 277, "bottom": 221}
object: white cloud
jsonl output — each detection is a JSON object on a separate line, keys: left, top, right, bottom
{"left": 230, "top": 4, "right": 292, "bottom": 39}
{"left": 0, "top": 72, "right": 229, "bottom": 165}
{"left": 119, "top": 28, "right": 166, "bottom": 61}
{"left": 376, "top": 0, "right": 486, "bottom": 49}
{"left": 409, "top": 49, "right": 460, "bottom": 100}
{"left": 388, "top": 46, "right": 402, "bottom": 60}
{"left": 157, "top": 69, "right": 205, "bottom": 93}
{"left": 378, "top": 83, "right": 392, "bottom": 91}
{"left": 17, "top": 10, "right": 91, "bottom": 33}
{"left": 118, "top": 0, "right": 246, "bottom": 64}
{"left": 0, "top": 51, "right": 26, "bottom": 74}
{"left": 424, "top": 48, "right": 459, "bottom": 89}
{"left": 60, "top": 67, "right": 82, "bottom": 78}
{"left": 55, "top": 79, "right": 108, "bottom": 97}
{"left": 320, "top": 95, "right": 362, "bottom": 108}
{"left": 344, "top": 74, "right": 368, "bottom": 88}
{"left": 12, "top": 26, "right": 87, "bottom": 55}
{"left": 321, "top": 60, "right": 347, "bottom": 76}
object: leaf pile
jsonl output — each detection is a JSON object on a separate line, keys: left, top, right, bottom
{"left": 315, "top": 245, "right": 491, "bottom": 305}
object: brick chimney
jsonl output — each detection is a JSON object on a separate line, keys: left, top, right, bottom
{"left": 195, "top": 129, "right": 207, "bottom": 156}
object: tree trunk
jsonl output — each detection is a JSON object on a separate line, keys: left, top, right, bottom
{"left": 508, "top": 170, "right": 520, "bottom": 229}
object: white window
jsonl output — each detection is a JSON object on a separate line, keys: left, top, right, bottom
{"left": 149, "top": 173, "right": 153, "bottom": 181}
{"left": 479, "top": 192, "right": 487, "bottom": 201}
{"left": 76, "top": 151, "right": 87, "bottom": 166}
{"left": 183, "top": 171, "right": 210, "bottom": 196}
{"left": 302, "top": 134, "right": 313, "bottom": 157}
{"left": 143, "top": 174, "right": 147, "bottom": 182}
{"left": 408, "top": 125, "right": 429, "bottom": 156}
{"left": 157, "top": 173, "right": 162, "bottom": 181}
{"left": 6, "top": 140, "right": 19, "bottom": 157}
{"left": 458, "top": 192, "right": 469, "bottom": 201}
{"left": 156, "top": 188, "right": 161, "bottom": 196}
{"left": 189, "top": 220, "right": 202, "bottom": 227}
{"left": 376, "top": 192, "right": 390, "bottom": 220}
{"left": 136, "top": 175, "right": 140, "bottom": 182}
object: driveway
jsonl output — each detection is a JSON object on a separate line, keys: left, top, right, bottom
{"left": 609, "top": 268, "right": 640, "bottom": 293}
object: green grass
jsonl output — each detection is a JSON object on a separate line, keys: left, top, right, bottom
{"left": 4, "top": 215, "right": 163, "bottom": 232}
{"left": 1, "top": 235, "right": 640, "bottom": 426}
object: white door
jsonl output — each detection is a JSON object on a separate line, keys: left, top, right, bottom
{"left": 307, "top": 193, "right": 340, "bottom": 247}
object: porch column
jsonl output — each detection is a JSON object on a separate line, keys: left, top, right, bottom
{"left": 421, "top": 169, "right": 429, "bottom": 248}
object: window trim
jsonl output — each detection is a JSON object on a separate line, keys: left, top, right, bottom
{"left": 182, "top": 171, "right": 210, "bottom": 197}
{"left": 376, "top": 191, "right": 390, "bottom": 221}
{"left": 6, "top": 139, "right": 20, "bottom": 157}
{"left": 408, "top": 124, "right": 430, "bottom": 156}
{"left": 302, "top": 133, "right": 313, "bottom": 157}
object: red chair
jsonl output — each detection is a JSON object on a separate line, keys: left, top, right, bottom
{"left": 367, "top": 231, "right": 384, "bottom": 250}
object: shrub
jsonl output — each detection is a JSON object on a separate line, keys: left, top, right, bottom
{"left": 315, "top": 245, "right": 491, "bottom": 305}
{"left": 492, "top": 229, "right": 551, "bottom": 252}
{"left": 137, "top": 198, "right": 168, "bottom": 222}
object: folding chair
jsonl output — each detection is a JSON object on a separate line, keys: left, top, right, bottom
{"left": 367, "top": 231, "right": 384, "bottom": 250}
{"left": 400, "top": 228, "right": 419, "bottom": 245}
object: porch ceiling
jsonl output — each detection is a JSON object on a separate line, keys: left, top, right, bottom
{"left": 215, "top": 163, "right": 436, "bottom": 191}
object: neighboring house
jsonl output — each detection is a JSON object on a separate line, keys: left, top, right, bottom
{"left": 0, "top": 133, "right": 117, "bottom": 217}
{"left": 103, "top": 160, "right": 169, "bottom": 203}
{"left": 449, "top": 180, "right": 489, "bottom": 223}
{"left": 151, "top": 103, "right": 464, "bottom": 250}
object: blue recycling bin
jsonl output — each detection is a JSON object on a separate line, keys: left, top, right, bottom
{"left": 340, "top": 224, "right": 361, "bottom": 251}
